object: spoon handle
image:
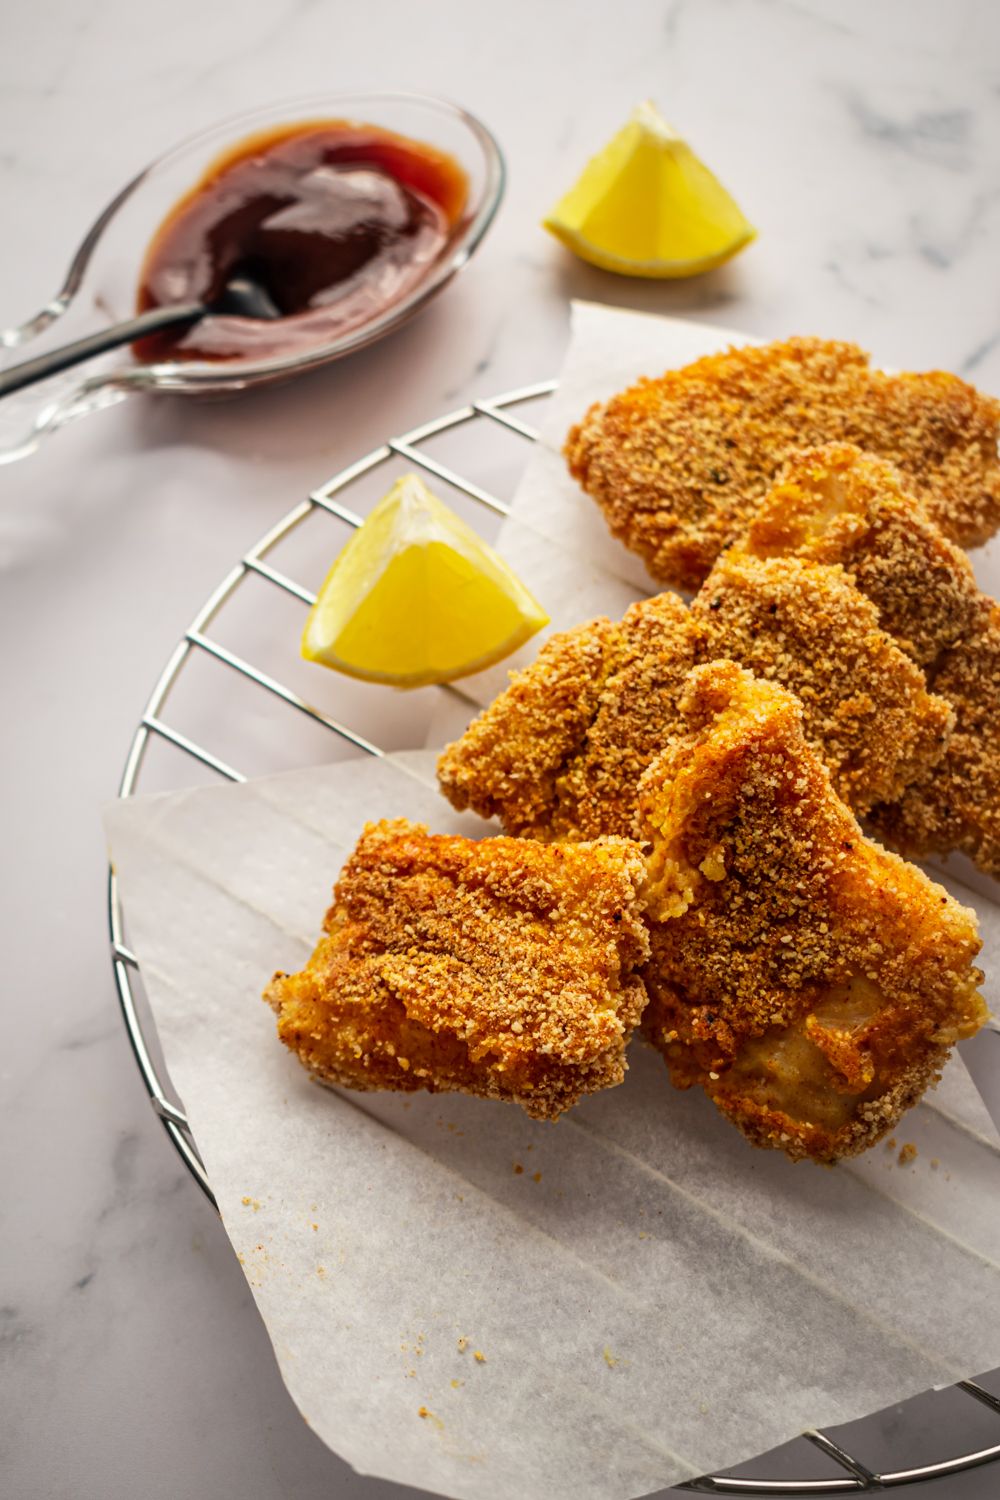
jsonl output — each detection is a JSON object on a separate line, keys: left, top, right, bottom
{"left": 0, "top": 301, "right": 204, "bottom": 398}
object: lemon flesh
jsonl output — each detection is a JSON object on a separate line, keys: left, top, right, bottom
{"left": 302, "top": 475, "right": 549, "bottom": 688}
{"left": 543, "top": 100, "right": 756, "bottom": 278}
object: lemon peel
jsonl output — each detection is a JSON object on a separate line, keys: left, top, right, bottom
{"left": 543, "top": 100, "right": 756, "bottom": 278}
{"left": 301, "top": 474, "right": 548, "bottom": 688}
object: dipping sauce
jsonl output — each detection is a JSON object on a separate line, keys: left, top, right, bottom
{"left": 134, "top": 120, "right": 469, "bottom": 363}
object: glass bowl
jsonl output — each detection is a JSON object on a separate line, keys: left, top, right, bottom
{"left": 0, "top": 92, "right": 505, "bottom": 462}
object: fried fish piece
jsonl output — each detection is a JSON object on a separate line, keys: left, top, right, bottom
{"left": 566, "top": 337, "right": 1000, "bottom": 591}
{"left": 637, "top": 660, "right": 987, "bottom": 1163}
{"left": 744, "top": 444, "right": 1000, "bottom": 875}
{"left": 745, "top": 443, "right": 983, "bottom": 667}
{"left": 438, "top": 592, "right": 696, "bottom": 840}
{"left": 690, "top": 550, "right": 953, "bottom": 815}
{"left": 439, "top": 557, "right": 951, "bottom": 837}
{"left": 870, "top": 600, "right": 1000, "bottom": 877}
{"left": 264, "top": 819, "right": 650, "bottom": 1121}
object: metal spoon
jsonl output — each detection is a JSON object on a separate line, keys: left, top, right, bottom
{"left": 0, "top": 272, "right": 283, "bottom": 398}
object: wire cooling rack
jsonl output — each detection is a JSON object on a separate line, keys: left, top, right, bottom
{"left": 108, "top": 380, "right": 1000, "bottom": 1496}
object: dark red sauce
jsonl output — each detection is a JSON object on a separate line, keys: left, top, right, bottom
{"left": 134, "top": 120, "right": 469, "bottom": 363}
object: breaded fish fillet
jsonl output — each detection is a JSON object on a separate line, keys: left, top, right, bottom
{"left": 745, "top": 443, "right": 983, "bottom": 667}
{"left": 439, "top": 558, "right": 951, "bottom": 836}
{"left": 744, "top": 444, "right": 1000, "bottom": 875}
{"left": 638, "top": 661, "right": 986, "bottom": 1163}
{"left": 264, "top": 819, "right": 650, "bottom": 1120}
{"left": 870, "top": 600, "right": 1000, "bottom": 877}
{"left": 690, "top": 550, "right": 953, "bottom": 814}
{"left": 438, "top": 592, "right": 696, "bottom": 840}
{"left": 566, "top": 337, "right": 1000, "bottom": 591}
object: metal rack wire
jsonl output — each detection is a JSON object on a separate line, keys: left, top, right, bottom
{"left": 108, "top": 380, "right": 1000, "bottom": 1495}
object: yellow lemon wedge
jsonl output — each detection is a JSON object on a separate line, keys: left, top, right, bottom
{"left": 301, "top": 474, "right": 549, "bottom": 688}
{"left": 543, "top": 100, "right": 756, "bottom": 278}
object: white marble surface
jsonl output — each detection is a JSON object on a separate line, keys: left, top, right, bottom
{"left": 2, "top": 1, "right": 1000, "bottom": 1496}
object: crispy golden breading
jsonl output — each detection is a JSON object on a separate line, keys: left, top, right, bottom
{"left": 438, "top": 593, "right": 695, "bottom": 840}
{"left": 746, "top": 443, "right": 983, "bottom": 667}
{"left": 637, "top": 661, "right": 987, "bottom": 1163}
{"left": 565, "top": 338, "right": 1000, "bottom": 591}
{"left": 743, "top": 444, "right": 1000, "bottom": 875}
{"left": 264, "top": 819, "right": 650, "bottom": 1120}
{"left": 439, "top": 558, "right": 951, "bottom": 837}
{"left": 870, "top": 599, "right": 1000, "bottom": 876}
{"left": 690, "top": 550, "right": 953, "bottom": 814}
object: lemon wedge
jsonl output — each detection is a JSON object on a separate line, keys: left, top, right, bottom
{"left": 301, "top": 475, "right": 549, "bottom": 688}
{"left": 543, "top": 100, "right": 756, "bottom": 278}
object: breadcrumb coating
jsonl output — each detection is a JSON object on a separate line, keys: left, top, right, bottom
{"left": 870, "top": 599, "right": 1000, "bottom": 876}
{"left": 637, "top": 661, "right": 986, "bottom": 1163}
{"left": 439, "top": 557, "right": 951, "bottom": 836}
{"left": 264, "top": 819, "right": 650, "bottom": 1120}
{"left": 690, "top": 550, "right": 953, "bottom": 814}
{"left": 743, "top": 444, "right": 1000, "bottom": 875}
{"left": 745, "top": 443, "right": 983, "bottom": 667}
{"left": 437, "top": 594, "right": 695, "bottom": 840}
{"left": 565, "top": 337, "right": 1000, "bottom": 591}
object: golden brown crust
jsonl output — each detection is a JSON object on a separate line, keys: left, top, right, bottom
{"left": 264, "top": 819, "right": 651, "bottom": 1120}
{"left": 745, "top": 443, "right": 983, "bottom": 668}
{"left": 690, "top": 550, "right": 954, "bottom": 814}
{"left": 637, "top": 661, "right": 986, "bottom": 1163}
{"left": 869, "top": 599, "right": 1000, "bottom": 876}
{"left": 435, "top": 614, "right": 625, "bottom": 837}
{"left": 437, "top": 594, "right": 695, "bottom": 840}
{"left": 741, "top": 444, "right": 1000, "bottom": 876}
{"left": 565, "top": 338, "right": 1000, "bottom": 591}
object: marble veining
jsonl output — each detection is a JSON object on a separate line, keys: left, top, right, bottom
{"left": 962, "top": 332, "right": 1000, "bottom": 374}
{"left": 845, "top": 94, "right": 973, "bottom": 162}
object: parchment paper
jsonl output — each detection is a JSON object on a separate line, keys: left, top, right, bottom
{"left": 106, "top": 306, "right": 1000, "bottom": 1500}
